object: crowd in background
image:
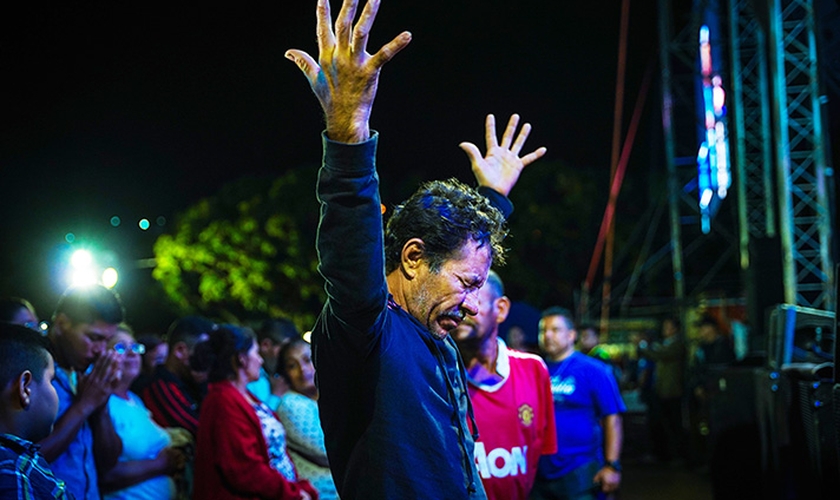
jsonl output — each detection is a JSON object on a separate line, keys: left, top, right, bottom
{"left": 0, "top": 284, "right": 740, "bottom": 500}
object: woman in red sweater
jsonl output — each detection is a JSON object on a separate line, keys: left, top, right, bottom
{"left": 192, "top": 325, "right": 318, "bottom": 500}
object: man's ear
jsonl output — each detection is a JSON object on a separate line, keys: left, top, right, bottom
{"left": 17, "top": 370, "right": 34, "bottom": 409}
{"left": 495, "top": 296, "right": 512, "bottom": 324}
{"left": 173, "top": 341, "right": 190, "bottom": 361}
{"left": 259, "top": 338, "right": 275, "bottom": 352}
{"left": 400, "top": 238, "right": 427, "bottom": 279}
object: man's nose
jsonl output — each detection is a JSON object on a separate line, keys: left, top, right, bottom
{"left": 462, "top": 290, "right": 480, "bottom": 317}
{"left": 92, "top": 341, "right": 106, "bottom": 356}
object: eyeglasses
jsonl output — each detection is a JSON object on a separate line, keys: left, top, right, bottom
{"left": 113, "top": 342, "right": 146, "bottom": 355}
{"left": 23, "top": 321, "right": 48, "bottom": 334}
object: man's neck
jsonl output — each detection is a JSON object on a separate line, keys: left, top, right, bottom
{"left": 163, "top": 357, "right": 186, "bottom": 381}
{"left": 385, "top": 271, "right": 406, "bottom": 310}
{"left": 463, "top": 332, "right": 499, "bottom": 370}
{"left": 548, "top": 347, "right": 575, "bottom": 363}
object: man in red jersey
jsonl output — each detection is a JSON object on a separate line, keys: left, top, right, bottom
{"left": 453, "top": 270, "right": 557, "bottom": 499}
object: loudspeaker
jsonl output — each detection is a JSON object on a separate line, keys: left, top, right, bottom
{"left": 706, "top": 366, "right": 772, "bottom": 499}
{"left": 783, "top": 366, "right": 838, "bottom": 498}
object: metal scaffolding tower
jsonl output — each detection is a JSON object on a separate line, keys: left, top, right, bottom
{"left": 658, "top": 0, "right": 740, "bottom": 310}
{"left": 659, "top": 0, "right": 834, "bottom": 313}
{"left": 768, "top": 0, "right": 834, "bottom": 309}
{"left": 729, "top": 0, "right": 776, "bottom": 270}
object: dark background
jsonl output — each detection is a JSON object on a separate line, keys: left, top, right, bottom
{"left": 0, "top": 1, "right": 674, "bottom": 330}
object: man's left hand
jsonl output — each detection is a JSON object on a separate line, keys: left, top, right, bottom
{"left": 594, "top": 466, "right": 621, "bottom": 493}
{"left": 459, "top": 113, "right": 547, "bottom": 196}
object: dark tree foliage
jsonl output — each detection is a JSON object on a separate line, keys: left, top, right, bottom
{"left": 153, "top": 169, "right": 323, "bottom": 329}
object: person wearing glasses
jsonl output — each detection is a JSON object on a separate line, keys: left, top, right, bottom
{"left": 100, "top": 324, "right": 188, "bottom": 500}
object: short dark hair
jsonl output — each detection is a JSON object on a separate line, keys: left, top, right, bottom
{"left": 484, "top": 270, "right": 505, "bottom": 300}
{"left": 276, "top": 337, "right": 310, "bottom": 386}
{"left": 136, "top": 332, "right": 166, "bottom": 351}
{"left": 540, "top": 306, "right": 575, "bottom": 330}
{"left": 53, "top": 285, "right": 124, "bottom": 326}
{"left": 192, "top": 324, "right": 256, "bottom": 383}
{"left": 167, "top": 315, "right": 216, "bottom": 349}
{"left": 0, "top": 323, "right": 53, "bottom": 388}
{"left": 0, "top": 297, "right": 37, "bottom": 323}
{"left": 384, "top": 179, "right": 507, "bottom": 274}
{"left": 257, "top": 318, "right": 300, "bottom": 345}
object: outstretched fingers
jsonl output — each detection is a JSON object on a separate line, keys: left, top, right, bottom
{"left": 335, "top": 0, "right": 360, "bottom": 52}
{"left": 316, "top": 0, "right": 335, "bottom": 59}
{"left": 369, "top": 31, "right": 412, "bottom": 70}
{"left": 459, "top": 141, "right": 482, "bottom": 163}
{"left": 510, "top": 121, "right": 531, "bottom": 155}
{"left": 484, "top": 114, "right": 498, "bottom": 150}
{"left": 500, "top": 113, "right": 520, "bottom": 149}
{"left": 520, "top": 146, "right": 548, "bottom": 167}
{"left": 285, "top": 49, "right": 321, "bottom": 86}
{"left": 352, "top": 0, "right": 380, "bottom": 58}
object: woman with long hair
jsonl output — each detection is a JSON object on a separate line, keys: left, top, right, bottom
{"left": 192, "top": 325, "right": 317, "bottom": 500}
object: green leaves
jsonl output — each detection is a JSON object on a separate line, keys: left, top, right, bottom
{"left": 152, "top": 168, "right": 323, "bottom": 328}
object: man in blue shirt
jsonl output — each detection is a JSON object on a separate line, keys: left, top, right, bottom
{"left": 0, "top": 323, "right": 70, "bottom": 499}
{"left": 39, "top": 285, "right": 125, "bottom": 500}
{"left": 533, "top": 307, "right": 626, "bottom": 500}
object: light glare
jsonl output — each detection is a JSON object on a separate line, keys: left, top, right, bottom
{"left": 71, "top": 250, "right": 93, "bottom": 269}
{"left": 71, "top": 268, "right": 97, "bottom": 287}
{"left": 102, "top": 267, "right": 119, "bottom": 288}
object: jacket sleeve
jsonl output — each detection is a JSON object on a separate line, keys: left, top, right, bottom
{"left": 316, "top": 133, "right": 388, "bottom": 335}
{"left": 206, "top": 393, "right": 306, "bottom": 499}
{"left": 141, "top": 379, "right": 199, "bottom": 436}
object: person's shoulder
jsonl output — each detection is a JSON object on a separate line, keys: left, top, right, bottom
{"left": 508, "top": 349, "right": 550, "bottom": 371}
{"left": 0, "top": 434, "right": 27, "bottom": 459}
{"left": 149, "top": 364, "right": 180, "bottom": 383}
{"left": 507, "top": 348, "right": 544, "bottom": 363}
{"left": 573, "top": 351, "right": 612, "bottom": 371}
{"left": 278, "top": 391, "right": 310, "bottom": 408}
{"left": 202, "top": 383, "right": 247, "bottom": 415}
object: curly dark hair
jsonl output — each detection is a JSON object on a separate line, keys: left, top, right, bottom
{"left": 384, "top": 178, "right": 507, "bottom": 274}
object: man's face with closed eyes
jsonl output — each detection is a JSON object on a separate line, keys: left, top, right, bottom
{"left": 408, "top": 239, "right": 492, "bottom": 339}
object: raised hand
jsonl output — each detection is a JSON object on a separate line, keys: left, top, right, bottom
{"left": 285, "top": 0, "right": 412, "bottom": 143}
{"left": 459, "top": 113, "right": 547, "bottom": 196}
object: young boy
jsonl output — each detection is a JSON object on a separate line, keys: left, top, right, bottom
{"left": 0, "top": 322, "right": 69, "bottom": 498}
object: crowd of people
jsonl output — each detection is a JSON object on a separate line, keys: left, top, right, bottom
{"left": 0, "top": 1, "right": 742, "bottom": 499}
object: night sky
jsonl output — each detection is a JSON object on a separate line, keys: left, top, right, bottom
{"left": 2, "top": 1, "right": 658, "bottom": 327}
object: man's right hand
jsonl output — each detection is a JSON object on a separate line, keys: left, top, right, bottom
{"left": 77, "top": 350, "right": 120, "bottom": 412}
{"left": 285, "top": 0, "right": 412, "bottom": 143}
